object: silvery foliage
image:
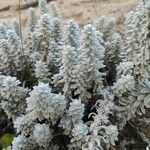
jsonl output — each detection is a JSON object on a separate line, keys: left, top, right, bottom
{"left": 38, "top": 0, "right": 48, "bottom": 14}
{"left": 93, "top": 16, "right": 116, "bottom": 40}
{"left": 35, "top": 60, "right": 50, "bottom": 82}
{"left": 61, "top": 45, "right": 79, "bottom": 98}
{"left": 90, "top": 100, "right": 114, "bottom": 126}
{"left": 36, "top": 0, "right": 62, "bottom": 68}
{"left": 101, "top": 125, "right": 119, "bottom": 148}
{"left": 74, "top": 24, "right": 105, "bottom": 100}
{"left": 0, "top": 100, "right": 20, "bottom": 120}
{"left": 12, "top": 135, "right": 33, "bottom": 150}
{"left": 105, "top": 32, "right": 123, "bottom": 84}
{"left": 0, "top": 75, "right": 28, "bottom": 119}
{"left": 113, "top": 74, "right": 135, "bottom": 97}
{"left": 0, "top": 75, "right": 5, "bottom": 93}
{"left": 64, "top": 20, "right": 81, "bottom": 48}
{"left": 120, "top": 80, "right": 150, "bottom": 116}
{"left": 0, "top": 39, "right": 11, "bottom": 73}
{"left": 26, "top": 83, "right": 52, "bottom": 121}
{"left": 49, "top": 93, "right": 67, "bottom": 125}
{"left": 0, "top": 20, "right": 8, "bottom": 40}
{"left": 0, "top": 1, "right": 112, "bottom": 149}
{"left": 59, "top": 99, "right": 85, "bottom": 135}
{"left": 113, "top": 1, "right": 150, "bottom": 123}
{"left": 28, "top": 31, "right": 39, "bottom": 53}
{"left": 52, "top": 20, "right": 80, "bottom": 93}
{"left": 49, "top": 17, "right": 63, "bottom": 67}
{"left": 113, "top": 73, "right": 137, "bottom": 122}
{"left": 14, "top": 115, "right": 35, "bottom": 136}
{"left": 0, "top": 0, "right": 149, "bottom": 149}
{"left": 47, "top": 41, "right": 62, "bottom": 68}
{"left": 7, "top": 30, "right": 23, "bottom": 71}
{"left": 133, "top": 3, "right": 150, "bottom": 82}
{"left": 33, "top": 123, "right": 53, "bottom": 147}
{"left": 116, "top": 61, "right": 133, "bottom": 78}
{"left": 0, "top": 76, "right": 28, "bottom": 102}
{"left": 11, "top": 19, "right": 21, "bottom": 37}
{"left": 27, "top": 8, "right": 37, "bottom": 52}
{"left": 28, "top": 8, "right": 37, "bottom": 34}
{"left": 36, "top": 13, "right": 52, "bottom": 58}
{"left": 30, "top": 52, "right": 44, "bottom": 63}
{"left": 26, "top": 82, "right": 66, "bottom": 124}
{"left": 147, "top": 146, "right": 150, "bottom": 150}
{"left": 69, "top": 122, "right": 88, "bottom": 150}
{"left": 50, "top": 2, "right": 61, "bottom": 18}
{"left": 106, "top": 33, "right": 123, "bottom": 65}
{"left": 123, "top": 2, "right": 143, "bottom": 60}
{"left": 81, "top": 24, "right": 105, "bottom": 76}
{"left": 52, "top": 17, "right": 63, "bottom": 48}
{"left": 101, "top": 87, "right": 114, "bottom": 101}
{"left": 82, "top": 100, "right": 118, "bottom": 150}
{"left": 94, "top": 16, "right": 122, "bottom": 85}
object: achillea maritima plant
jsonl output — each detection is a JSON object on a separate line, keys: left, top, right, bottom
{"left": 0, "top": 0, "right": 149, "bottom": 150}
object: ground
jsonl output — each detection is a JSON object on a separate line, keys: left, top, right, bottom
{"left": 0, "top": 0, "right": 139, "bottom": 26}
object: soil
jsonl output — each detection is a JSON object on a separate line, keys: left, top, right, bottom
{"left": 0, "top": 0, "right": 139, "bottom": 25}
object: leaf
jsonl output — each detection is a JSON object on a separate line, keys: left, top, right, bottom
{"left": 119, "top": 98, "right": 128, "bottom": 106}
{"left": 70, "top": 83, "right": 77, "bottom": 89}
{"left": 131, "top": 106, "right": 136, "bottom": 114}
{"left": 140, "top": 88, "right": 150, "bottom": 94}
{"left": 144, "top": 94, "right": 150, "bottom": 106}
{"left": 136, "top": 107, "right": 142, "bottom": 115}
{"left": 0, "top": 134, "right": 14, "bottom": 149}
{"left": 133, "top": 100, "right": 140, "bottom": 107}
{"left": 74, "top": 88, "right": 81, "bottom": 95}
{"left": 137, "top": 95, "right": 145, "bottom": 101}
{"left": 131, "top": 91, "right": 140, "bottom": 96}
{"left": 140, "top": 102, "right": 145, "bottom": 114}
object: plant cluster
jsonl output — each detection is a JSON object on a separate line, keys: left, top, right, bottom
{"left": 0, "top": 0, "right": 149, "bottom": 150}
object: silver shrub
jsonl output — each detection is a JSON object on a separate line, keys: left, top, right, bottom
{"left": 27, "top": 8, "right": 37, "bottom": 34}
{"left": 26, "top": 82, "right": 66, "bottom": 123}
{"left": 0, "top": 0, "right": 149, "bottom": 149}
{"left": 59, "top": 99, "right": 85, "bottom": 135}
{"left": 7, "top": 30, "right": 24, "bottom": 72}
{"left": 50, "top": 2, "right": 61, "bottom": 19}
{"left": 35, "top": 60, "right": 50, "bottom": 82}
{"left": 36, "top": 13, "right": 52, "bottom": 58}
{"left": 64, "top": 20, "right": 81, "bottom": 49}
{"left": 26, "top": 82, "right": 53, "bottom": 121}
{"left": 38, "top": 0, "right": 48, "bottom": 15}
{"left": 0, "top": 100, "right": 20, "bottom": 120}
{"left": 113, "top": 1, "right": 150, "bottom": 122}
{"left": 14, "top": 115, "right": 35, "bottom": 136}
{"left": 49, "top": 93, "right": 66, "bottom": 125}
{"left": 74, "top": 24, "right": 105, "bottom": 100}
{"left": 0, "top": 20, "right": 8, "bottom": 40}
{"left": 0, "top": 39, "right": 11, "bottom": 73}
{"left": 33, "top": 123, "right": 53, "bottom": 147}
{"left": 69, "top": 122, "right": 88, "bottom": 150}
{"left": 82, "top": 100, "right": 118, "bottom": 150}
{"left": 11, "top": 19, "right": 21, "bottom": 38}
{"left": 12, "top": 135, "right": 33, "bottom": 150}
{"left": 1, "top": 76, "right": 28, "bottom": 102}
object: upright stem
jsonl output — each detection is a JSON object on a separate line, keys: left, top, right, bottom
{"left": 18, "top": 0, "right": 24, "bottom": 56}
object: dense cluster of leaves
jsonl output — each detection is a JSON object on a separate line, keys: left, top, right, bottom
{"left": 0, "top": 0, "right": 149, "bottom": 150}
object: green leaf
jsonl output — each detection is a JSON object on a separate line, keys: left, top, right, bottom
{"left": 0, "top": 133, "right": 14, "bottom": 149}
